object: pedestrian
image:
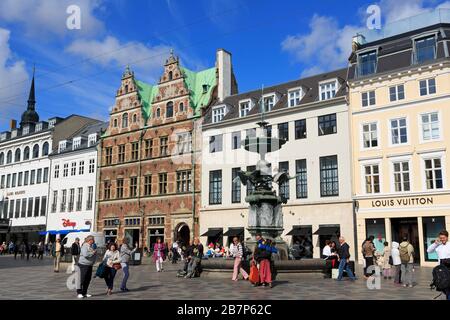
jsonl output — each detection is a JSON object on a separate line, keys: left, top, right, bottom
{"left": 362, "top": 237, "right": 376, "bottom": 279}
{"left": 0, "top": 242, "right": 4, "bottom": 255}
{"left": 13, "top": 242, "right": 19, "bottom": 259}
{"left": 71, "top": 238, "right": 81, "bottom": 273}
{"left": 20, "top": 242, "right": 25, "bottom": 259}
{"left": 171, "top": 241, "right": 179, "bottom": 264}
{"left": 391, "top": 241, "right": 402, "bottom": 285}
{"left": 185, "top": 237, "right": 203, "bottom": 278}
{"left": 25, "top": 241, "right": 31, "bottom": 260}
{"left": 31, "top": 242, "right": 37, "bottom": 258}
{"left": 427, "top": 230, "right": 450, "bottom": 300}
{"left": 336, "top": 236, "right": 357, "bottom": 281}
{"left": 119, "top": 238, "right": 136, "bottom": 292}
{"left": 77, "top": 236, "right": 97, "bottom": 298}
{"left": 47, "top": 241, "right": 53, "bottom": 256}
{"left": 103, "top": 243, "right": 121, "bottom": 295}
{"left": 230, "top": 237, "right": 249, "bottom": 281}
{"left": 382, "top": 241, "right": 392, "bottom": 280}
{"left": 37, "top": 241, "right": 44, "bottom": 260}
{"left": 153, "top": 237, "right": 166, "bottom": 272}
{"left": 253, "top": 234, "right": 276, "bottom": 288}
{"left": 399, "top": 235, "right": 415, "bottom": 288}
{"left": 8, "top": 241, "right": 14, "bottom": 254}
{"left": 52, "top": 238, "right": 64, "bottom": 272}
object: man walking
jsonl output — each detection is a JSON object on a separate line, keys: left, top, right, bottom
{"left": 336, "top": 236, "right": 357, "bottom": 281}
{"left": 77, "top": 236, "right": 97, "bottom": 298}
{"left": 399, "top": 235, "right": 414, "bottom": 288}
{"left": 71, "top": 238, "right": 81, "bottom": 273}
{"left": 52, "top": 238, "right": 64, "bottom": 272}
{"left": 427, "top": 230, "right": 450, "bottom": 300}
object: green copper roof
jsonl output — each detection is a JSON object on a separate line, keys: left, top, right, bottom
{"left": 135, "top": 66, "right": 217, "bottom": 120}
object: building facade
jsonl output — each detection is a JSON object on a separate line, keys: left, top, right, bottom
{"left": 46, "top": 121, "right": 107, "bottom": 239}
{"left": 97, "top": 50, "right": 236, "bottom": 249}
{"left": 200, "top": 69, "right": 356, "bottom": 259}
{"left": 348, "top": 9, "right": 450, "bottom": 266}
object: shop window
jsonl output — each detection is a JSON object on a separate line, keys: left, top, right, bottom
{"left": 365, "top": 219, "right": 386, "bottom": 253}
{"left": 423, "top": 216, "right": 446, "bottom": 262}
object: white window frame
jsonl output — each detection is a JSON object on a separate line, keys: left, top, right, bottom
{"left": 58, "top": 140, "right": 67, "bottom": 153}
{"left": 212, "top": 105, "right": 226, "bottom": 123}
{"left": 389, "top": 156, "right": 412, "bottom": 193}
{"left": 288, "top": 87, "right": 303, "bottom": 107}
{"left": 360, "top": 121, "right": 379, "bottom": 150}
{"left": 389, "top": 117, "right": 409, "bottom": 147}
{"left": 389, "top": 84, "right": 405, "bottom": 102}
{"left": 239, "top": 99, "right": 252, "bottom": 117}
{"left": 360, "top": 160, "right": 382, "bottom": 195}
{"left": 319, "top": 79, "right": 338, "bottom": 101}
{"left": 72, "top": 137, "right": 81, "bottom": 150}
{"left": 419, "top": 110, "right": 441, "bottom": 143}
{"left": 88, "top": 133, "right": 97, "bottom": 147}
{"left": 420, "top": 151, "right": 446, "bottom": 191}
{"left": 412, "top": 32, "right": 438, "bottom": 64}
{"left": 361, "top": 90, "right": 376, "bottom": 107}
{"left": 419, "top": 78, "right": 437, "bottom": 96}
{"left": 262, "top": 94, "right": 276, "bottom": 112}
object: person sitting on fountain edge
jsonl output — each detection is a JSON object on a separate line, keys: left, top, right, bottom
{"left": 253, "top": 234, "right": 278, "bottom": 288}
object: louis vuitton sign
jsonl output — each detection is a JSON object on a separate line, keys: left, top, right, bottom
{"left": 371, "top": 197, "right": 434, "bottom": 208}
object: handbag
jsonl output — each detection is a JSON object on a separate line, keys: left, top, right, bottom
{"left": 95, "top": 261, "right": 107, "bottom": 278}
{"left": 113, "top": 263, "right": 122, "bottom": 270}
{"left": 249, "top": 260, "right": 259, "bottom": 284}
{"left": 388, "top": 255, "right": 393, "bottom": 266}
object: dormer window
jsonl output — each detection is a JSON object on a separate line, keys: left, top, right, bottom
{"left": 263, "top": 94, "right": 275, "bottom": 112}
{"left": 212, "top": 105, "right": 226, "bottom": 123}
{"left": 35, "top": 123, "right": 42, "bottom": 132}
{"left": 288, "top": 89, "right": 302, "bottom": 107}
{"left": 59, "top": 140, "right": 67, "bottom": 153}
{"left": 414, "top": 35, "right": 436, "bottom": 64}
{"left": 358, "top": 50, "right": 377, "bottom": 77}
{"left": 88, "top": 134, "right": 97, "bottom": 147}
{"left": 239, "top": 100, "right": 252, "bottom": 117}
{"left": 319, "top": 80, "right": 338, "bottom": 101}
{"left": 11, "top": 130, "right": 17, "bottom": 138}
{"left": 202, "top": 84, "right": 209, "bottom": 94}
{"left": 23, "top": 126, "right": 29, "bottom": 135}
{"left": 72, "top": 137, "right": 81, "bottom": 150}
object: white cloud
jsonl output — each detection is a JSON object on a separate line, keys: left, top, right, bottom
{"left": 0, "top": 0, "right": 104, "bottom": 38}
{"left": 65, "top": 36, "right": 172, "bottom": 83}
{"left": 0, "top": 28, "right": 29, "bottom": 125}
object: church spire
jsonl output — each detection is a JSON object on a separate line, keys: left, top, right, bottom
{"left": 20, "top": 66, "right": 40, "bottom": 127}
{"left": 27, "top": 65, "right": 36, "bottom": 110}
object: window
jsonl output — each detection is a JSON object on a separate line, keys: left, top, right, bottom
{"left": 14, "top": 148, "right": 21, "bottom": 162}
{"left": 79, "top": 161, "right": 85, "bottom": 175}
{"left": 160, "top": 137, "right": 168, "bottom": 157}
{"left": 425, "top": 158, "right": 443, "bottom": 190}
{"left": 113, "top": 119, "right": 118, "bottom": 127}
{"left": 414, "top": 36, "right": 436, "bottom": 64}
{"left": 51, "top": 191, "right": 57, "bottom": 213}
{"left": 0, "top": 175, "right": 4, "bottom": 189}
{"left": 105, "top": 147, "right": 112, "bottom": 165}
{"left": 42, "top": 142, "right": 49, "bottom": 156}
{"left": 12, "top": 173, "right": 16, "bottom": 188}
{"left": 390, "top": 118, "right": 408, "bottom": 145}
{"left": 246, "top": 165, "right": 256, "bottom": 196}
{"left": 319, "top": 81, "right": 337, "bottom": 100}
{"left": 24, "top": 171, "right": 29, "bottom": 186}
{"left": 177, "top": 132, "right": 192, "bottom": 154}
{"left": 34, "top": 197, "right": 40, "bottom": 217}
{"left": 21, "top": 198, "right": 26, "bottom": 218}
{"left": 393, "top": 161, "right": 410, "bottom": 192}
{"left": 32, "top": 144, "right": 39, "bottom": 158}
{"left": 145, "top": 139, "right": 153, "bottom": 158}
{"left": 27, "top": 198, "right": 33, "bottom": 217}
{"left": 54, "top": 165, "right": 59, "bottom": 178}
{"left": 130, "top": 177, "right": 138, "bottom": 197}
{"left": 266, "top": 125, "right": 272, "bottom": 138}
{"left": 87, "top": 186, "right": 93, "bottom": 210}
{"left": 420, "top": 78, "right": 436, "bottom": 96}
{"left": 58, "top": 141, "right": 67, "bottom": 153}
{"left": 159, "top": 173, "right": 167, "bottom": 194}
{"left": 168, "top": 71, "right": 173, "bottom": 80}
{"left": 209, "top": 135, "right": 223, "bottom": 153}
{"left": 104, "top": 181, "right": 111, "bottom": 200}
{"left": 40, "top": 196, "right": 46, "bottom": 216}
{"left": 389, "top": 85, "right": 405, "bottom": 102}
{"left": 63, "top": 163, "right": 68, "bottom": 177}
{"left": 118, "top": 145, "right": 125, "bottom": 163}
{"left": 36, "top": 168, "right": 42, "bottom": 184}
{"left": 68, "top": 188, "right": 75, "bottom": 212}
{"left": 421, "top": 112, "right": 440, "bottom": 141}
{"left": 76, "top": 187, "right": 83, "bottom": 211}
{"left": 263, "top": 95, "right": 275, "bottom": 112}
{"left": 362, "top": 91, "right": 376, "bottom": 107}
{"left": 6, "top": 151, "right": 12, "bottom": 164}
{"left": 8, "top": 199, "right": 13, "bottom": 218}
{"left": 71, "top": 162, "right": 76, "bottom": 176}
{"left": 212, "top": 106, "right": 226, "bottom": 123}
{"left": 296, "top": 159, "right": 307, "bottom": 199}
{"left": 232, "top": 131, "right": 241, "bottom": 150}
{"left": 179, "top": 102, "right": 184, "bottom": 113}
{"left": 0, "top": 152, "right": 3, "bottom": 165}
{"left": 358, "top": 50, "right": 377, "bottom": 76}
{"left": 362, "top": 123, "right": 378, "bottom": 148}
{"left": 89, "top": 159, "right": 95, "bottom": 173}
{"left": 176, "top": 171, "right": 192, "bottom": 193}
{"left": 209, "top": 170, "right": 222, "bottom": 205}
{"left": 239, "top": 101, "right": 251, "bottom": 117}
{"left": 43, "top": 167, "right": 49, "bottom": 183}
{"left": 289, "top": 89, "right": 302, "bottom": 106}
{"left": 156, "top": 108, "right": 161, "bottom": 118}
{"left": 15, "top": 199, "right": 20, "bottom": 218}
{"left": 166, "top": 102, "right": 174, "bottom": 118}
{"left": 320, "top": 156, "right": 339, "bottom": 197}
{"left": 278, "top": 123, "right": 289, "bottom": 141}
{"left": 6, "top": 174, "right": 10, "bottom": 188}
{"left": 61, "top": 190, "right": 67, "bottom": 212}
{"left": 30, "top": 170, "right": 35, "bottom": 185}
{"left": 144, "top": 175, "right": 152, "bottom": 196}
{"left": 131, "top": 142, "right": 139, "bottom": 161}
{"left": 117, "top": 179, "right": 124, "bottom": 199}
{"left": 279, "top": 161, "right": 290, "bottom": 200}
{"left": 88, "top": 134, "right": 97, "bottom": 147}
{"left": 72, "top": 137, "right": 81, "bottom": 150}
{"left": 318, "top": 113, "right": 337, "bottom": 136}
{"left": 232, "top": 168, "right": 241, "bottom": 203}
{"left": 122, "top": 113, "right": 128, "bottom": 128}
{"left": 246, "top": 128, "right": 257, "bottom": 139}
{"left": 295, "top": 119, "right": 307, "bottom": 140}
{"left": 364, "top": 164, "right": 380, "bottom": 194}
{"left": 149, "top": 217, "right": 165, "bottom": 226}
{"left": 132, "top": 114, "right": 137, "bottom": 123}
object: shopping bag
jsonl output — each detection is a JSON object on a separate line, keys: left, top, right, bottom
{"left": 332, "top": 268, "right": 339, "bottom": 279}
{"left": 249, "top": 261, "right": 259, "bottom": 284}
{"left": 95, "top": 262, "right": 107, "bottom": 279}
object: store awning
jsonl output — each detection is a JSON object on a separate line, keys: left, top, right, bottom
{"left": 39, "top": 229, "right": 90, "bottom": 236}
{"left": 223, "top": 227, "right": 244, "bottom": 237}
{"left": 201, "top": 228, "right": 223, "bottom": 237}
{"left": 313, "top": 226, "right": 340, "bottom": 235}
{"left": 286, "top": 226, "right": 311, "bottom": 236}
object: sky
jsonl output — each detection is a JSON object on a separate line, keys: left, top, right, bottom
{"left": 1, "top": 0, "right": 450, "bottom": 130}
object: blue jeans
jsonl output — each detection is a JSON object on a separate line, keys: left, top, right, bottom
{"left": 121, "top": 263, "right": 129, "bottom": 290}
{"left": 337, "top": 259, "right": 356, "bottom": 280}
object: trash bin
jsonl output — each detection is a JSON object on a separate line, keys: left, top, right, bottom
{"left": 130, "top": 250, "right": 142, "bottom": 265}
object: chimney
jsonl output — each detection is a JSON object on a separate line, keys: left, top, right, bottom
{"left": 216, "top": 49, "right": 232, "bottom": 102}
{"left": 10, "top": 119, "right": 17, "bottom": 131}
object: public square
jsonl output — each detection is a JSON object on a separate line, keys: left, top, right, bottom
{"left": 0, "top": 255, "right": 442, "bottom": 300}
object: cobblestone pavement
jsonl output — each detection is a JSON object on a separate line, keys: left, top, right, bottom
{"left": 0, "top": 255, "right": 443, "bottom": 300}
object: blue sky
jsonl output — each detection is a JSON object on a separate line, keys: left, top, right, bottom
{"left": 0, "top": 0, "right": 450, "bottom": 130}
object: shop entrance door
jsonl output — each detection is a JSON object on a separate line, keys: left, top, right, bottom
{"left": 124, "top": 229, "right": 140, "bottom": 249}
{"left": 148, "top": 228, "right": 165, "bottom": 252}
{"left": 175, "top": 224, "right": 190, "bottom": 247}
{"left": 391, "top": 218, "right": 420, "bottom": 263}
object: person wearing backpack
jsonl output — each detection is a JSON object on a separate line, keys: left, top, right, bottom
{"left": 399, "top": 235, "right": 415, "bottom": 288}
{"left": 427, "top": 230, "right": 450, "bottom": 300}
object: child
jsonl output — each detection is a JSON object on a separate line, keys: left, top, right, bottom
{"left": 382, "top": 241, "right": 392, "bottom": 279}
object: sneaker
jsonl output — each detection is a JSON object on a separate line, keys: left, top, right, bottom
{"left": 408, "top": 284, "right": 413, "bottom": 288}
{"left": 77, "top": 294, "right": 84, "bottom": 299}
{"left": 403, "top": 284, "right": 408, "bottom": 287}
{"left": 120, "top": 288, "right": 130, "bottom": 292}
{"left": 85, "top": 294, "right": 92, "bottom": 298}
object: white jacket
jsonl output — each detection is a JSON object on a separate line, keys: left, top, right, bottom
{"left": 391, "top": 242, "right": 401, "bottom": 266}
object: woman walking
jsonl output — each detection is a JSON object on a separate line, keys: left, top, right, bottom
{"left": 119, "top": 238, "right": 136, "bottom": 292}
{"left": 253, "top": 234, "right": 277, "bottom": 288}
{"left": 103, "top": 243, "right": 121, "bottom": 295}
{"left": 230, "top": 237, "right": 248, "bottom": 281}
{"left": 153, "top": 238, "right": 166, "bottom": 272}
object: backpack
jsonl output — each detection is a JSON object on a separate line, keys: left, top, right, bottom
{"left": 430, "top": 264, "right": 450, "bottom": 292}
{"left": 399, "top": 244, "right": 410, "bottom": 264}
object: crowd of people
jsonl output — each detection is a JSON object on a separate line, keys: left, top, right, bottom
{"left": 0, "top": 240, "right": 46, "bottom": 259}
